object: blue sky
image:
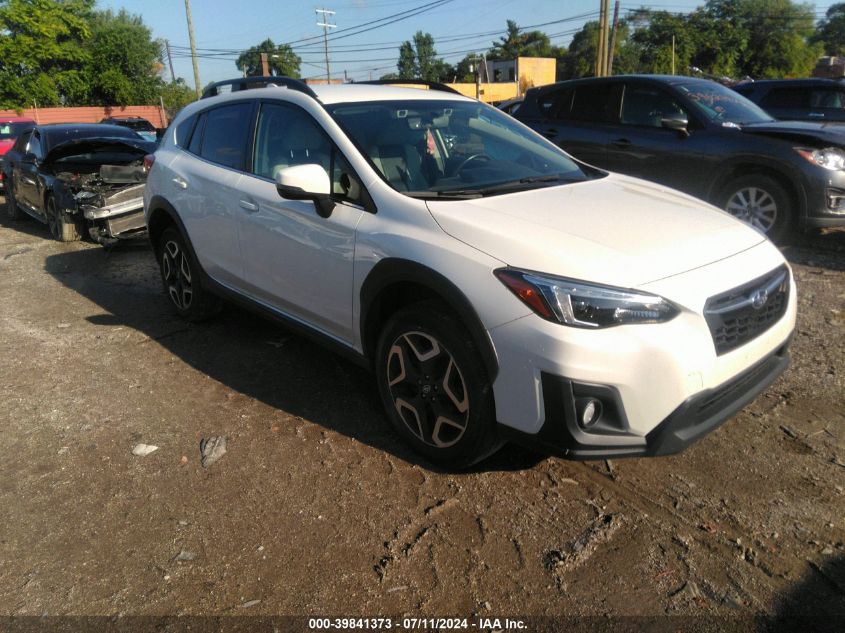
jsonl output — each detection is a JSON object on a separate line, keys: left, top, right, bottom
{"left": 99, "top": 0, "right": 836, "bottom": 89}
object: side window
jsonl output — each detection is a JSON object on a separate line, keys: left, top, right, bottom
{"left": 621, "top": 86, "right": 688, "bottom": 128}
{"left": 570, "top": 84, "right": 620, "bottom": 123}
{"left": 252, "top": 102, "right": 365, "bottom": 206}
{"left": 536, "top": 88, "right": 572, "bottom": 119}
{"left": 188, "top": 113, "right": 206, "bottom": 155}
{"left": 761, "top": 88, "right": 809, "bottom": 109}
{"left": 252, "top": 102, "right": 331, "bottom": 179}
{"left": 26, "top": 133, "right": 42, "bottom": 159}
{"left": 175, "top": 113, "right": 198, "bottom": 147}
{"left": 15, "top": 131, "right": 32, "bottom": 153}
{"left": 810, "top": 89, "right": 845, "bottom": 109}
{"left": 197, "top": 102, "right": 253, "bottom": 170}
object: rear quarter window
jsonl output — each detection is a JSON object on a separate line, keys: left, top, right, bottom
{"left": 175, "top": 113, "right": 198, "bottom": 147}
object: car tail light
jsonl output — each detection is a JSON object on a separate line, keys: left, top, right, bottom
{"left": 143, "top": 154, "right": 156, "bottom": 173}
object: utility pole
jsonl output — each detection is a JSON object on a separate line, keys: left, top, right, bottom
{"left": 260, "top": 52, "right": 270, "bottom": 76}
{"left": 596, "top": 0, "right": 609, "bottom": 77}
{"left": 165, "top": 40, "right": 176, "bottom": 83}
{"left": 183, "top": 0, "right": 201, "bottom": 97}
{"left": 671, "top": 35, "right": 676, "bottom": 75}
{"left": 316, "top": 8, "right": 336, "bottom": 82}
{"left": 607, "top": 0, "right": 620, "bottom": 76}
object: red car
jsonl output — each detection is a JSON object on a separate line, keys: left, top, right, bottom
{"left": 0, "top": 117, "right": 36, "bottom": 192}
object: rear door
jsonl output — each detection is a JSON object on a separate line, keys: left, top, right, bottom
{"left": 235, "top": 101, "right": 365, "bottom": 342}
{"left": 173, "top": 101, "right": 255, "bottom": 287}
{"left": 526, "top": 83, "right": 620, "bottom": 167}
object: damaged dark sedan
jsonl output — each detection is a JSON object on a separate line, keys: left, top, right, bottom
{"left": 3, "top": 123, "right": 155, "bottom": 244}
{"left": 515, "top": 75, "right": 845, "bottom": 241}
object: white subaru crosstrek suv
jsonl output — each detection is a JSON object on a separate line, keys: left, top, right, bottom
{"left": 143, "top": 77, "right": 796, "bottom": 468}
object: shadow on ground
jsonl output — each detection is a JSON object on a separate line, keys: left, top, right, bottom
{"left": 36, "top": 232, "right": 543, "bottom": 473}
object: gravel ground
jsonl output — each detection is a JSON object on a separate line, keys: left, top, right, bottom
{"left": 0, "top": 205, "right": 843, "bottom": 631}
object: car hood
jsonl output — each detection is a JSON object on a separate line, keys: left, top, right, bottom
{"left": 740, "top": 120, "right": 845, "bottom": 146}
{"left": 426, "top": 174, "right": 767, "bottom": 289}
{"left": 44, "top": 137, "right": 155, "bottom": 165}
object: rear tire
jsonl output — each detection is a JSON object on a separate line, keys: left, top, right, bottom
{"left": 45, "top": 196, "right": 81, "bottom": 242}
{"left": 719, "top": 175, "right": 793, "bottom": 242}
{"left": 375, "top": 302, "right": 501, "bottom": 469}
{"left": 156, "top": 226, "right": 221, "bottom": 322}
{"left": 5, "top": 184, "right": 21, "bottom": 220}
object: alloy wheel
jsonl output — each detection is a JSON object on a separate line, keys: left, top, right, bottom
{"left": 161, "top": 240, "right": 193, "bottom": 310}
{"left": 385, "top": 331, "right": 469, "bottom": 448}
{"left": 725, "top": 186, "right": 778, "bottom": 233}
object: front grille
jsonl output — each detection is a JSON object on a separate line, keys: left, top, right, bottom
{"left": 704, "top": 265, "right": 790, "bottom": 355}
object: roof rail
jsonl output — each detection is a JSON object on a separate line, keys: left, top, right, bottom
{"left": 201, "top": 76, "right": 319, "bottom": 100}
{"left": 353, "top": 79, "right": 462, "bottom": 96}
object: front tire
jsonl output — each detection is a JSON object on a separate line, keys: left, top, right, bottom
{"left": 156, "top": 226, "right": 220, "bottom": 321}
{"left": 45, "top": 196, "right": 81, "bottom": 242}
{"left": 719, "top": 175, "right": 793, "bottom": 242}
{"left": 375, "top": 303, "right": 501, "bottom": 469}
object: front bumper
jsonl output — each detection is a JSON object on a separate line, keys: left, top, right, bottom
{"left": 803, "top": 167, "right": 845, "bottom": 228}
{"left": 488, "top": 242, "right": 796, "bottom": 459}
{"left": 498, "top": 342, "right": 790, "bottom": 459}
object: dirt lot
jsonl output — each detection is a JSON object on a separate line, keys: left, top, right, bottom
{"left": 0, "top": 204, "right": 843, "bottom": 631}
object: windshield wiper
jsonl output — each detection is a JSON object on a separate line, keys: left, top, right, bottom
{"left": 442, "top": 174, "right": 580, "bottom": 197}
{"left": 404, "top": 190, "right": 483, "bottom": 200}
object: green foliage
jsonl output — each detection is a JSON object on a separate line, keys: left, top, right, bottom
{"left": 395, "top": 31, "right": 453, "bottom": 82}
{"left": 0, "top": 0, "right": 95, "bottom": 108}
{"left": 621, "top": 0, "right": 821, "bottom": 80}
{"left": 85, "top": 9, "right": 164, "bottom": 106}
{"left": 488, "top": 19, "right": 563, "bottom": 60}
{"left": 235, "top": 38, "right": 301, "bottom": 78}
{"left": 815, "top": 3, "right": 845, "bottom": 55}
{"left": 0, "top": 1, "right": 168, "bottom": 108}
{"left": 160, "top": 78, "right": 197, "bottom": 119}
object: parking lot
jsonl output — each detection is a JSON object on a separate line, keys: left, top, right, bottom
{"left": 0, "top": 204, "right": 843, "bottom": 626}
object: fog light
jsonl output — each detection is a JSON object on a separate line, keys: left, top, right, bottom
{"left": 578, "top": 398, "right": 602, "bottom": 429}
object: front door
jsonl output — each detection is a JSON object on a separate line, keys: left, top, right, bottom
{"left": 236, "top": 102, "right": 366, "bottom": 343}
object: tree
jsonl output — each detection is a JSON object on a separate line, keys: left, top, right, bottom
{"left": 488, "top": 20, "right": 561, "bottom": 60}
{"left": 564, "top": 20, "right": 636, "bottom": 79}
{"left": 236, "top": 38, "right": 301, "bottom": 77}
{"left": 397, "top": 41, "right": 415, "bottom": 78}
{"left": 628, "top": 9, "right": 696, "bottom": 75}
{"left": 0, "top": 0, "right": 95, "bottom": 108}
{"left": 738, "top": 0, "right": 819, "bottom": 78}
{"left": 85, "top": 9, "right": 164, "bottom": 106}
{"left": 815, "top": 3, "right": 845, "bottom": 55}
{"left": 160, "top": 78, "right": 196, "bottom": 119}
{"left": 394, "top": 31, "right": 453, "bottom": 82}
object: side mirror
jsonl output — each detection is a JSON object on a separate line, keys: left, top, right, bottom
{"left": 275, "top": 164, "right": 334, "bottom": 218}
{"left": 661, "top": 117, "right": 689, "bottom": 137}
{"left": 22, "top": 152, "right": 38, "bottom": 165}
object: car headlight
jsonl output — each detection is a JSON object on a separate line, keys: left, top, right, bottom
{"left": 796, "top": 147, "right": 845, "bottom": 171}
{"left": 495, "top": 269, "right": 680, "bottom": 328}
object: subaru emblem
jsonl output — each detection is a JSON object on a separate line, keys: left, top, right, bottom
{"left": 750, "top": 289, "right": 769, "bottom": 309}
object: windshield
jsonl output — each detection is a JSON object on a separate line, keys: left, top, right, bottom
{"left": 326, "top": 99, "right": 598, "bottom": 197}
{"left": 0, "top": 122, "right": 31, "bottom": 141}
{"left": 675, "top": 81, "right": 774, "bottom": 126}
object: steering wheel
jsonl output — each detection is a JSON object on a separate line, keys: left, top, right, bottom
{"left": 454, "top": 153, "right": 492, "bottom": 175}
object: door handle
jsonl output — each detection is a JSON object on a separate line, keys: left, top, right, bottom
{"left": 611, "top": 138, "right": 632, "bottom": 148}
{"left": 239, "top": 199, "right": 258, "bottom": 213}
{"left": 172, "top": 177, "right": 188, "bottom": 189}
